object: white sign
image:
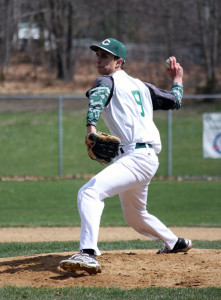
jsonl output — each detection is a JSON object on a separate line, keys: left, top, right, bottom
{"left": 203, "top": 113, "right": 221, "bottom": 158}
{"left": 18, "top": 23, "right": 40, "bottom": 40}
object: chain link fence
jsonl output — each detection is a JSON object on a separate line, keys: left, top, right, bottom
{"left": 0, "top": 94, "right": 220, "bottom": 179}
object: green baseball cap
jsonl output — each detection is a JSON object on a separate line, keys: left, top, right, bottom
{"left": 90, "top": 38, "right": 127, "bottom": 63}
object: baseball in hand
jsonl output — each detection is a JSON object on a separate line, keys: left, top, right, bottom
{"left": 165, "top": 58, "right": 170, "bottom": 69}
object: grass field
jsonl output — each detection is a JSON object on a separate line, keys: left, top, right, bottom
{"left": 1, "top": 240, "right": 221, "bottom": 259}
{"left": 0, "top": 286, "right": 220, "bottom": 300}
{"left": 0, "top": 179, "right": 220, "bottom": 227}
{"left": 0, "top": 101, "right": 220, "bottom": 299}
{"left": 0, "top": 101, "right": 220, "bottom": 177}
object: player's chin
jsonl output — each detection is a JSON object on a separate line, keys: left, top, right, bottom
{"left": 97, "top": 67, "right": 108, "bottom": 75}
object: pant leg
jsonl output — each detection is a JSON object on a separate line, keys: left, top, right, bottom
{"left": 77, "top": 157, "right": 139, "bottom": 255}
{"left": 119, "top": 186, "right": 178, "bottom": 250}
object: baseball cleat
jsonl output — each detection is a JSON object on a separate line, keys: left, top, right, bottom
{"left": 156, "top": 238, "right": 192, "bottom": 254}
{"left": 59, "top": 251, "right": 102, "bottom": 275}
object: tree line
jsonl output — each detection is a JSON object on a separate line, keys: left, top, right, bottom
{"left": 0, "top": 0, "right": 220, "bottom": 93}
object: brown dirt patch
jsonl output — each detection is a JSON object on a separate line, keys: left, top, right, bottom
{"left": 0, "top": 227, "right": 221, "bottom": 289}
{"left": 0, "top": 250, "right": 220, "bottom": 289}
{"left": 1, "top": 227, "right": 221, "bottom": 243}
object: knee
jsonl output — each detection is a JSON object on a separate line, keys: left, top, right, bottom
{"left": 77, "top": 178, "right": 94, "bottom": 205}
{"left": 77, "top": 184, "right": 106, "bottom": 207}
{"left": 123, "top": 211, "right": 138, "bottom": 228}
{"left": 125, "top": 216, "right": 142, "bottom": 233}
{"left": 123, "top": 209, "right": 148, "bottom": 232}
{"left": 125, "top": 216, "right": 144, "bottom": 234}
{"left": 77, "top": 185, "right": 88, "bottom": 207}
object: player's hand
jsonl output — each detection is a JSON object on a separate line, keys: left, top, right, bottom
{"left": 85, "top": 135, "right": 92, "bottom": 151}
{"left": 85, "top": 125, "right": 97, "bottom": 150}
{"left": 85, "top": 135, "right": 89, "bottom": 147}
{"left": 167, "top": 56, "right": 183, "bottom": 85}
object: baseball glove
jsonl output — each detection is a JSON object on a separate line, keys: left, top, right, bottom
{"left": 86, "top": 131, "right": 121, "bottom": 165}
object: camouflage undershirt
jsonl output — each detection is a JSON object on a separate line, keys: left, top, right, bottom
{"left": 86, "top": 82, "right": 183, "bottom": 126}
{"left": 169, "top": 82, "right": 183, "bottom": 109}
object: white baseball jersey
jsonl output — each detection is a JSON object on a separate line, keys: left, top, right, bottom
{"left": 102, "top": 70, "right": 161, "bottom": 154}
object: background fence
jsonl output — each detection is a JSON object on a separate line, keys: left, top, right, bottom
{"left": 0, "top": 94, "right": 220, "bottom": 179}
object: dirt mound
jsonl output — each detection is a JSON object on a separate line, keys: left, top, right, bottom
{"left": 1, "top": 227, "right": 220, "bottom": 289}
{"left": 0, "top": 249, "right": 220, "bottom": 289}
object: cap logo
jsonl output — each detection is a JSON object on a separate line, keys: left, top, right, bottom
{"left": 102, "top": 39, "right": 111, "bottom": 46}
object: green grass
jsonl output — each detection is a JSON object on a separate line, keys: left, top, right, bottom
{"left": 0, "top": 286, "right": 220, "bottom": 300}
{"left": 0, "top": 110, "right": 105, "bottom": 177}
{"left": 148, "top": 180, "right": 221, "bottom": 227}
{"left": 0, "top": 179, "right": 220, "bottom": 227}
{"left": 154, "top": 103, "right": 221, "bottom": 177}
{"left": 0, "top": 101, "right": 220, "bottom": 177}
{"left": 0, "top": 240, "right": 220, "bottom": 258}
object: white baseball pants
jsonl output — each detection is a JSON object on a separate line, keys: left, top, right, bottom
{"left": 77, "top": 145, "right": 178, "bottom": 255}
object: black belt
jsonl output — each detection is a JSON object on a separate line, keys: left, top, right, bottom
{"left": 120, "top": 143, "right": 152, "bottom": 154}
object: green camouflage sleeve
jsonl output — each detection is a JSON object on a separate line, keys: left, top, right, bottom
{"left": 169, "top": 82, "right": 183, "bottom": 109}
{"left": 86, "top": 83, "right": 111, "bottom": 126}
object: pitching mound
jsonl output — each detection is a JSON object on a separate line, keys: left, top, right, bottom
{"left": 0, "top": 227, "right": 220, "bottom": 289}
{"left": 0, "top": 249, "right": 220, "bottom": 289}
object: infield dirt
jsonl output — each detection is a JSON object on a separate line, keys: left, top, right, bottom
{"left": 0, "top": 227, "right": 220, "bottom": 289}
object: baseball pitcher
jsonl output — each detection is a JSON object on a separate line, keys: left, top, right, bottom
{"left": 59, "top": 38, "right": 192, "bottom": 274}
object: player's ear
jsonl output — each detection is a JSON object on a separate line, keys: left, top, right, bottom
{"left": 116, "top": 58, "right": 124, "bottom": 68}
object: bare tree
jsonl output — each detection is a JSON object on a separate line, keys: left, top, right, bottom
{"left": 0, "top": 0, "right": 220, "bottom": 89}
{"left": 47, "top": 0, "right": 74, "bottom": 80}
{"left": 0, "top": 0, "right": 14, "bottom": 80}
{"left": 196, "top": 0, "right": 220, "bottom": 93}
